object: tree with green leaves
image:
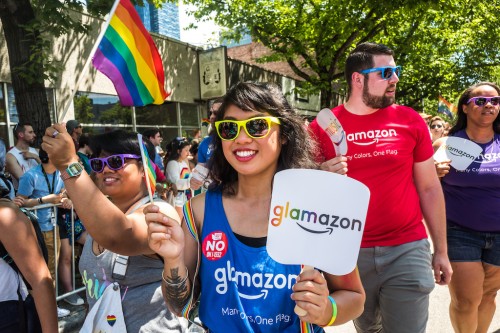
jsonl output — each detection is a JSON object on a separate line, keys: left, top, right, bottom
{"left": 74, "top": 94, "right": 95, "bottom": 123}
{"left": 185, "top": 0, "right": 500, "bottom": 111}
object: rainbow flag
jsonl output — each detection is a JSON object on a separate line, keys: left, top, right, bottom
{"left": 92, "top": 0, "right": 169, "bottom": 106}
{"left": 201, "top": 118, "right": 210, "bottom": 127}
{"left": 438, "top": 95, "right": 456, "bottom": 118}
{"left": 137, "top": 134, "right": 157, "bottom": 201}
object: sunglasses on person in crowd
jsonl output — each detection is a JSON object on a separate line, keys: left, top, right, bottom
{"left": 89, "top": 154, "right": 141, "bottom": 173}
{"left": 215, "top": 116, "right": 281, "bottom": 141}
{"left": 430, "top": 124, "right": 443, "bottom": 129}
{"left": 359, "top": 66, "right": 402, "bottom": 80}
{"left": 466, "top": 96, "right": 500, "bottom": 106}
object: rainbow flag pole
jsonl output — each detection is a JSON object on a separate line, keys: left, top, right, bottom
{"left": 58, "top": 0, "right": 122, "bottom": 121}
{"left": 137, "top": 133, "right": 157, "bottom": 203}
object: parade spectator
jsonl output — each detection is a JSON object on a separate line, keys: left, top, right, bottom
{"left": 165, "top": 137, "right": 192, "bottom": 217}
{"left": 76, "top": 133, "right": 92, "bottom": 174}
{"left": 13, "top": 148, "right": 70, "bottom": 318}
{"left": 41, "top": 128, "right": 184, "bottom": 332}
{"left": 190, "top": 98, "right": 223, "bottom": 191}
{"left": 310, "top": 42, "right": 452, "bottom": 333}
{"left": 430, "top": 115, "right": 446, "bottom": 142}
{"left": 0, "top": 138, "right": 14, "bottom": 199}
{"left": 190, "top": 128, "right": 201, "bottom": 142}
{"left": 146, "top": 82, "right": 365, "bottom": 331}
{"left": 434, "top": 82, "right": 500, "bottom": 333}
{"left": 143, "top": 128, "right": 165, "bottom": 171}
{"left": 0, "top": 181, "right": 58, "bottom": 332}
{"left": 419, "top": 112, "right": 432, "bottom": 126}
{"left": 6, "top": 123, "right": 40, "bottom": 190}
{"left": 66, "top": 120, "right": 83, "bottom": 151}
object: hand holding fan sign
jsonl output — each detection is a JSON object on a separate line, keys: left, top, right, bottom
{"left": 267, "top": 170, "right": 370, "bottom": 316}
{"left": 433, "top": 136, "right": 482, "bottom": 171}
{"left": 316, "top": 108, "right": 348, "bottom": 156}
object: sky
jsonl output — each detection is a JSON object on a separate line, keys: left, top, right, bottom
{"left": 178, "top": 1, "right": 221, "bottom": 48}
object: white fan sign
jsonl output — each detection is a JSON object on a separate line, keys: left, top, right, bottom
{"left": 433, "top": 136, "right": 483, "bottom": 171}
{"left": 316, "top": 108, "right": 348, "bottom": 155}
{"left": 267, "top": 169, "right": 370, "bottom": 275}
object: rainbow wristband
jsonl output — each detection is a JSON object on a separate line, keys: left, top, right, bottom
{"left": 322, "top": 296, "right": 338, "bottom": 327}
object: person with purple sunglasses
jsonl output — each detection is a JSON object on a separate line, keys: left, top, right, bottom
{"left": 434, "top": 82, "right": 500, "bottom": 333}
{"left": 41, "top": 128, "right": 185, "bottom": 333}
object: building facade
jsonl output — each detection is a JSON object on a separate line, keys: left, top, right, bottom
{"left": 0, "top": 8, "right": 320, "bottom": 148}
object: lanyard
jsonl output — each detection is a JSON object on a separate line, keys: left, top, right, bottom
{"left": 41, "top": 167, "right": 56, "bottom": 194}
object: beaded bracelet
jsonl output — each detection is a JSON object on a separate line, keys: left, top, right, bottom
{"left": 162, "top": 267, "right": 188, "bottom": 286}
{"left": 322, "top": 296, "right": 338, "bottom": 327}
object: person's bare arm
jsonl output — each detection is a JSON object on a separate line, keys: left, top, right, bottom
{"left": 414, "top": 157, "right": 453, "bottom": 285}
{"left": 22, "top": 151, "right": 41, "bottom": 164}
{"left": 0, "top": 202, "right": 58, "bottom": 332}
{"left": 146, "top": 194, "right": 204, "bottom": 315}
{"left": 13, "top": 194, "right": 63, "bottom": 208}
{"left": 292, "top": 267, "right": 365, "bottom": 326}
{"left": 42, "top": 124, "right": 180, "bottom": 256}
{"left": 5, "top": 153, "right": 23, "bottom": 182}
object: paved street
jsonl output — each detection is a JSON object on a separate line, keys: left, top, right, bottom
{"left": 326, "top": 285, "right": 500, "bottom": 333}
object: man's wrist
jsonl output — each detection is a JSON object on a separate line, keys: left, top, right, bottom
{"left": 38, "top": 197, "right": 43, "bottom": 204}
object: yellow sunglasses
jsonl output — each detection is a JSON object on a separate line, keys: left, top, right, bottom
{"left": 215, "top": 116, "right": 281, "bottom": 141}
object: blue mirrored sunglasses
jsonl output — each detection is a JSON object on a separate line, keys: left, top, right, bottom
{"left": 359, "top": 66, "right": 401, "bottom": 80}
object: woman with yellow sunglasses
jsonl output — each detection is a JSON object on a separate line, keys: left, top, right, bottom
{"left": 146, "top": 82, "right": 365, "bottom": 332}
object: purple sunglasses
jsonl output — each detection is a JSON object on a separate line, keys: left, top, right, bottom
{"left": 467, "top": 96, "right": 500, "bottom": 106}
{"left": 89, "top": 154, "right": 141, "bottom": 173}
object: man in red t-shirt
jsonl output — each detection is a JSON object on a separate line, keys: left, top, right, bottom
{"left": 310, "top": 42, "right": 452, "bottom": 333}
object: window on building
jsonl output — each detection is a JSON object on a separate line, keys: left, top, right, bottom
{"left": 136, "top": 102, "right": 177, "bottom": 126}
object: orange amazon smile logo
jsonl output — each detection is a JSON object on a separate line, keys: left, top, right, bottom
{"left": 270, "top": 201, "right": 363, "bottom": 233}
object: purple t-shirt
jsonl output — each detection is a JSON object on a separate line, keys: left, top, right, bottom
{"left": 442, "top": 130, "right": 500, "bottom": 232}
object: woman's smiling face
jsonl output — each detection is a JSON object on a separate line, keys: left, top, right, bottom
{"left": 95, "top": 152, "right": 144, "bottom": 198}
{"left": 220, "top": 105, "right": 282, "bottom": 177}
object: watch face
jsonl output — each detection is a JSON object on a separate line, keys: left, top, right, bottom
{"left": 68, "top": 163, "right": 84, "bottom": 176}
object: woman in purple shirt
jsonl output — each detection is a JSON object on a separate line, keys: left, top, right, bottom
{"left": 434, "top": 82, "right": 500, "bottom": 333}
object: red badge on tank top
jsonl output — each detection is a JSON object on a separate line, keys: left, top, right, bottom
{"left": 202, "top": 231, "right": 228, "bottom": 261}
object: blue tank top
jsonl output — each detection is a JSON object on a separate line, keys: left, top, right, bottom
{"left": 442, "top": 130, "right": 500, "bottom": 231}
{"left": 198, "top": 190, "right": 323, "bottom": 333}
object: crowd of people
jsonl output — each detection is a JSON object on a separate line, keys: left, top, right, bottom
{"left": 0, "top": 41, "right": 498, "bottom": 333}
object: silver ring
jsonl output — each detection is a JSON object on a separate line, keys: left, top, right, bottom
{"left": 52, "top": 130, "right": 59, "bottom": 138}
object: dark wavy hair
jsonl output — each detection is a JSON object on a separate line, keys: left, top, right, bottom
{"left": 449, "top": 82, "right": 500, "bottom": 135}
{"left": 207, "top": 82, "right": 318, "bottom": 195}
{"left": 89, "top": 130, "right": 155, "bottom": 161}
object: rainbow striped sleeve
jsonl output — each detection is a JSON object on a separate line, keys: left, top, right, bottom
{"left": 92, "top": 0, "right": 169, "bottom": 106}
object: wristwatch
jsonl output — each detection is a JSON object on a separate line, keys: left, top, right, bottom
{"left": 60, "top": 162, "right": 84, "bottom": 181}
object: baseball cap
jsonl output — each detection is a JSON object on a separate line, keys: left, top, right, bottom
{"left": 66, "top": 120, "right": 81, "bottom": 134}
